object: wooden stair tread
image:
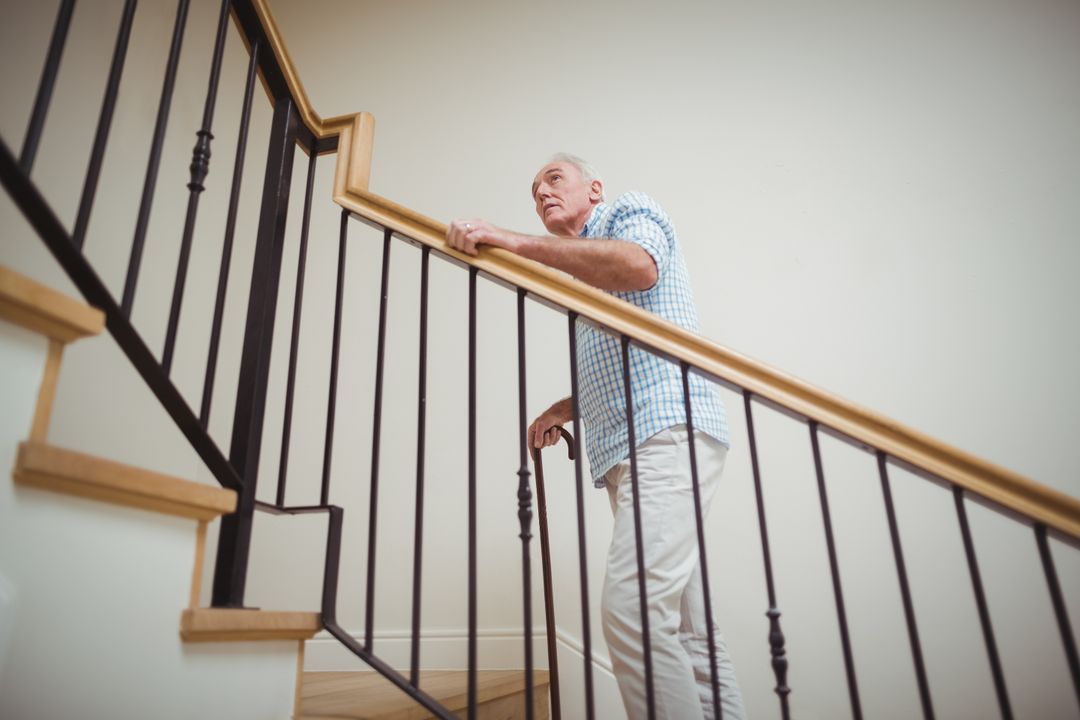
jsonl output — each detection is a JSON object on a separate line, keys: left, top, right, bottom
{"left": 180, "top": 608, "right": 321, "bottom": 642}
{"left": 298, "top": 669, "right": 551, "bottom": 719}
{"left": 0, "top": 264, "right": 103, "bottom": 343}
{"left": 13, "top": 441, "right": 236, "bottom": 521}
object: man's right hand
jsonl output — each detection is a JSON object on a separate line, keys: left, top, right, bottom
{"left": 528, "top": 397, "right": 573, "bottom": 450}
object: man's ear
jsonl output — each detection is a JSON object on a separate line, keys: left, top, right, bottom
{"left": 589, "top": 179, "right": 603, "bottom": 202}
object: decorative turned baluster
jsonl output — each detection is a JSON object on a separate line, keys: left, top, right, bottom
{"left": 518, "top": 467, "right": 534, "bottom": 543}
{"left": 161, "top": 0, "right": 233, "bottom": 373}
{"left": 187, "top": 129, "right": 213, "bottom": 193}
{"left": 745, "top": 392, "right": 792, "bottom": 719}
{"left": 516, "top": 288, "right": 536, "bottom": 720}
{"left": 767, "top": 607, "right": 791, "bottom": 704}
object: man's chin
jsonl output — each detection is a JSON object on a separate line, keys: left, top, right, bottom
{"left": 542, "top": 215, "right": 569, "bottom": 236}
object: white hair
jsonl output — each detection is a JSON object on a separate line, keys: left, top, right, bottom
{"left": 546, "top": 152, "right": 606, "bottom": 201}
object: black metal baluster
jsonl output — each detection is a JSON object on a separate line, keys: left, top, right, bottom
{"left": 199, "top": 39, "right": 260, "bottom": 426}
{"left": 271, "top": 504, "right": 456, "bottom": 720}
{"left": 809, "top": 421, "right": 863, "bottom": 720}
{"left": 161, "top": 0, "right": 232, "bottom": 373}
{"left": 1035, "top": 524, "right": 1080, "bottom": 712}
{"left": 567, "top": 313, "right": 595, "bottom": 720}
{"left": 410, "top": 246, "right": 431, "bottom": 687}
{"left": 121, "top": 0, "right": 190, "bottom": 315}
{"left": 322, "top": 508, "right": 461, "bottom": 720}
{"left": 744, "top": 392, "right": 791, "bottom": 718}
{"left": 272, "top": 149, "right": 315, "bottom": 503}
{"left": 211, "top": 96, "right": 298, "bottom": 607}
{"left": 680, "top": 363, "right": 722, "bottom": 719}
{"left": 72, "top": 0, "right": 137, "bottom": 250}
{"left": 320, "top": 210, "right": 347, "bottom": 506}
{"left": 516, "top": 288, "right": 535, "bottom": 720}
{"left": 954, "top": 486, "right": 1013, "bottom": 719}
{"left": 878, "top": 452, "right": 935, "bottom": 719}
{"left": 1, "top": 137, "right": 242, "bottom": 495}
{"left": 620, "top": 336, "right": 655, "bottom": 720}
{"left": 19, "top": 0, "right": 75, "bottom": 174}
{"left": 364, "top": 227, "right": 392, "bottom": 650}
{"left": 467, "top": 266, "right": 478, "bottom": 720}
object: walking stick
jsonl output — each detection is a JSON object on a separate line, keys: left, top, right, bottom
{"left": 530, "top": 426, "right": 574, "bottom": 720}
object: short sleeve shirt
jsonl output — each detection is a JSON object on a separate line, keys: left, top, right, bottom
{"left": 576, "top": 191, "right": 729, "bottom": 486}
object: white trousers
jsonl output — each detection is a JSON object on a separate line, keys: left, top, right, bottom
{"left": 602, "top": 425, "right": 747, "bottom": 720}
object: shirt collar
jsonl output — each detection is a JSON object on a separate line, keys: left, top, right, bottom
{"left": 580, "top": 202, "right": 605, "bottom": 237}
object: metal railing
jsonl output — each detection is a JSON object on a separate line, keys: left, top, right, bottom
{"left": 3, "top": 1, "right": 1079, "bottom": 719}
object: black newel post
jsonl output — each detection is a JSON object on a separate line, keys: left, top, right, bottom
{"left": 211, "top": 96, "right": 299, "bottom": 607}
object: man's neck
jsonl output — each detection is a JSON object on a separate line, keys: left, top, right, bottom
{"left": 552, "top": 203, "right": 599, "bottom": 238}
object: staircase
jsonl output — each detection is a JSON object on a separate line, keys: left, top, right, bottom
{"left": 0, "top": 266, "right": 315, "bottom": 718}
{"left": 0, "top": 265, "right": 550, "bottom": 719}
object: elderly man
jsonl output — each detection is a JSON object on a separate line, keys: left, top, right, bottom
{"left": 447, "top": 154, "right": 746, "bottom": 720}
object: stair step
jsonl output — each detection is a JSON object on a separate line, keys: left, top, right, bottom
{"left": 298, "top": 669, "right": 550, "bottom": 720}
{"left": 180, "top": 608, "right": 322, "bottom": 642}
{"left": 13, "top": 441, "right": 236, "bottom": 520}
{"left": 0, "top": 264, "right": 103, "bottom": 342}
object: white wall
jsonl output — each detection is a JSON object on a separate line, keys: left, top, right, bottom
{"left": 3, "top": 0, "right": 1079, "bottom": 718}
{"left": 273, "top": 0, "right": 1080, "bottom": 494}
{"left": 268, "top": 1, "right": 1080, "bottom": 718}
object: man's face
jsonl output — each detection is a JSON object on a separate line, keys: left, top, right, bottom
{"left": 531, "top": 161, "right": 602, "bottom": 236}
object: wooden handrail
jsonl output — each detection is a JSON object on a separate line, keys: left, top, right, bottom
{"left": 245, "top": 0, "right": 355, "bottom": 142}
{"left": 248, "top": 1, "right": 1080, "bottom": 541}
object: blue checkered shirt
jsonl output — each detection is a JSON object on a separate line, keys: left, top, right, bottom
{"left": 575, "top": 192, "right": 729, "bottom": 486}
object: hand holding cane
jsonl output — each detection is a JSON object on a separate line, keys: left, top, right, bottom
{"left": 531, "top": 425, "right": 574, "bottom": 720}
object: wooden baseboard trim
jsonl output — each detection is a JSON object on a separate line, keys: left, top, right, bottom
{"left": 0, "top": 264, "right": 103, "bottom": 343}
{"left": 180, "top": 608, "right": 322, "bottom": 642}
{"left": 13, "top": 442, "right": 236, "bottom": 521}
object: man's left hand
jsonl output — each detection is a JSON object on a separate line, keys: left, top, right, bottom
{"left": 446, "top": 218, "right": 519, "bottom": 256}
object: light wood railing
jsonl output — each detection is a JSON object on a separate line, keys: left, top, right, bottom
{"left": 249, "top": 0, "right": 1080, "bottom": 541}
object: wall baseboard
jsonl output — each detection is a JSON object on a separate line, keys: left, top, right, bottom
{"left": 304, "top": 626, "right": 612, "bottom": 676}
{"left": 553, "top": 627, "right": 613, "bottom": 675}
